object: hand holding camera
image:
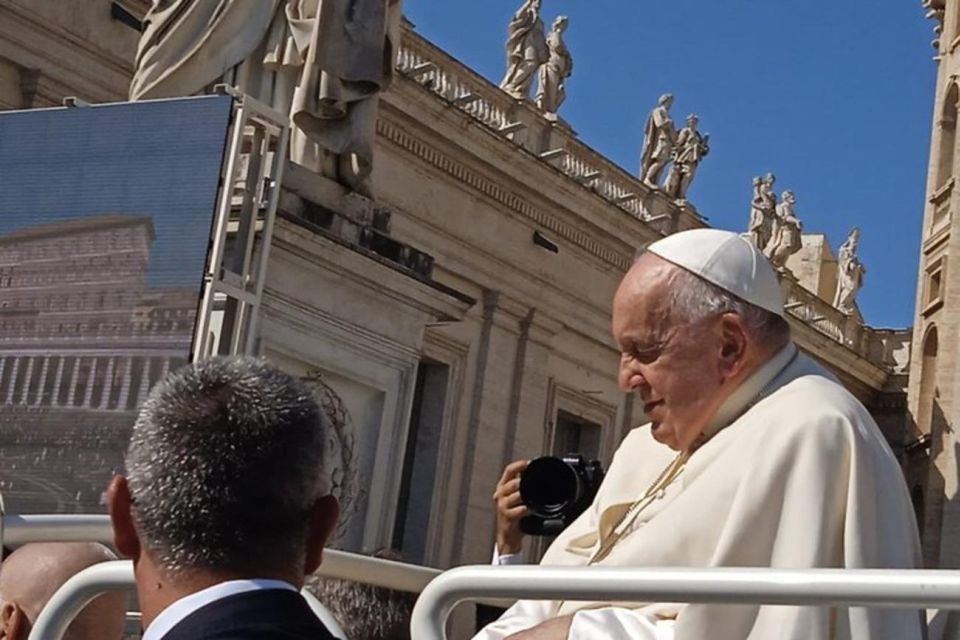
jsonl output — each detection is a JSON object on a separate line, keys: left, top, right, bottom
{"left": 493, "top": 459, "right": 530, "bottom": 555}
{"left": 494, "top": 455, "right": 605, "bottom": 552}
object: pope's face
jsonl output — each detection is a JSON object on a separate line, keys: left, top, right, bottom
{"left": 612, "top": 255, "right": 731, "bottom": 452}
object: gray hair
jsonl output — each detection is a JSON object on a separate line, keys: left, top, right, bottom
{"left": 126, "top": 357, "right": 327, "bottom": 577}
{"left": 667, "top": 266, "right": 790, "bottom": 348}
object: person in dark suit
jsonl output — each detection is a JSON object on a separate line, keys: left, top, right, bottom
{"left": 106, "top": 357, "right": 340, "bottom": 640}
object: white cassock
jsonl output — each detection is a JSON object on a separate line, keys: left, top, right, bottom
{"left": 475, "top": 344, "right": 924, "bottom": 640}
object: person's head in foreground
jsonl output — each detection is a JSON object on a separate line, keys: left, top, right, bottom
{"left": 614, "top": 228, "right": 790, "bottom": 452}
{"left": 107, "top": 356, "right": 339, "bottom": 639}
{"left": 0, "top": 542, "right": 126, "bottom": 640}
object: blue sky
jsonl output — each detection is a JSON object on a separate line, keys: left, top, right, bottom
{"left": 406, "top": 1, "right": 937, "bottom": 329}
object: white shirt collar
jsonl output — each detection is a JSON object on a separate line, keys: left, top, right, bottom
{"left": 142, "top": 579, "right": 298, "bottom": 640}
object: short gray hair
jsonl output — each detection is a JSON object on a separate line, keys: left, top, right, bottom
{"left": 667, "top": 265, "right": 791, "bottom": 348}
{"left": 126, "top": 357, "right": 327, "bottom": 577}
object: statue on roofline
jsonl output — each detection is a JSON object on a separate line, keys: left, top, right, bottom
{"left": 131, "top": 0, "right": 404, "bottom": 197}
{"left": 500, "top": 0, "right": 549, "bottom": 100}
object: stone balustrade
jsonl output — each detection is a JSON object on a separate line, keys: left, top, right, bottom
{"left": 395, "top": 28, "right": 902, "bottom": 373}
{"left": 396, "top": 29, "right": 706, "bottom": 235}
{"left": 781, "top": 274, "right": 907, "bottom": 370}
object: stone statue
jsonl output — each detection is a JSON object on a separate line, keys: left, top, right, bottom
{"left": 663, "top": 114, "right": 710, "bottom": 202}
{"left": 639, "top": 94, "right": 678, "bottom": 188}
{"left": 766, "top": 190, "right": 803, "bottom": 268}
{"left": 748, "top": 173, "right": 777, "bottom": 251}
{"left": 535, "top": 16, "right": 573, "bottom": 117}
{"left": 500, "top": 0, "right": 549, "bottom": 100}
{"left": 834, "top": 227, "right": 866, "bottom": 316}
{"left": 130, "top": 0, "right": 404, "bottom": 197}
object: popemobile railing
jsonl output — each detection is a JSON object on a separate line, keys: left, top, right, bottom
{"left": 409, "top": 565, "right": 960, "bottom": 640}
{"left": 9, "top": 514, "right": 960, "bottom": 640}
{"left": 1, "top": 514, "right": 439, "bottom": 640}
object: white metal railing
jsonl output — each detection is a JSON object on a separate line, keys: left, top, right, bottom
{"left": 10, "top": 516, "right": 956, "bottom": 639}
{"left": 3, "top": 514, "right": 440, "bottom": 639}
{"left": 1, "top": 514, "right": 440, "bottom": 593}
{"left": 409, "top": 565, "right": 957, "bottom": 639}
{"left": 2, "top": 514, "right": 113, "bottom": 545}
{"left": 27, "top": 561, "right": 348, "bottom": 640}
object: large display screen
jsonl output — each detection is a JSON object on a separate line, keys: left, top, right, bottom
{"left": 0, "top": 95, "right": 233, "bottom": 514}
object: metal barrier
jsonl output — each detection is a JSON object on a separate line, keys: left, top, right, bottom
{"left": 2, "top": 514, "right": 113, "bottom": 545}
{"left": 29, "top": 561, "right": 132, "bottom": 640}
{"left": 3, "top": 514, "right": 440, "bottom": 639}
{"left": 410, "top": 565, "right": 960, "bottom": 640}
{"left": 27, "top": 561, "right": 349, "bottom": 640}
{"left": 0, "top": 514, "right": 440, "bottom": 592}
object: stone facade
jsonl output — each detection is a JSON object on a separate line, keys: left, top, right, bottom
{"left": 908, "top": 0, "right": 960, "bottom": 572}
{"left": 0, "top": 3, "right": 915, "bottom": 572}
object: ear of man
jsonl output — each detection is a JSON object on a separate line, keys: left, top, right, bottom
{"left": 106, "top": 475, "right": 141, "bottom": 560}
{"left": 303, "top": 495, "right": 339, "bottom": 575}
{"left": 0, "top": 602, "right": 27, "bottom": 640}
{"left": 718, "top": 312, "right": 751, "bottom": 380}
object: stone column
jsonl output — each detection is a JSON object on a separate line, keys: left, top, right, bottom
{"left": 4, "top": 357, "right": 19, "bottom": 404}
{"left": 82, "top": 357, "right": 98, "bottom": 408}
{"left": 136, "top": 357, "right": 153, "bottom": 405}
{"left": 66, "top": 357, "right": 82, "bottom": 407}
{"left": 117, "top": 356, "right": 133, "bottom": 410}
{"left": 51, "top": 357, "right": 66, "bottom": 406}
{"left": 98, "top": 357, "right": 115, "bottom": 409}
{"left": 34, "top": 357, "right": 50, "bottom": 406}
{"left": 18, "top": 357, "right": 34, "bottom": 405}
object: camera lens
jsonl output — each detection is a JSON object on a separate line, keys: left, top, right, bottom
{"left": 520, "top": 457, "right": 580, "bottom": 517}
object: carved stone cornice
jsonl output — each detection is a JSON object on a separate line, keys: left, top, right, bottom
{"left": 376, "top": 117, "right": 632, "bottom": 272}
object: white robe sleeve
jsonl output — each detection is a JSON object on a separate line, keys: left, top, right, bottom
{"left": 492, "top": 546, "right": 525, "bottom": 566}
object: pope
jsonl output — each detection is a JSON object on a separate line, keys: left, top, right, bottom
{"left": 479, "top": 228, "right": 923, "bottom": 640}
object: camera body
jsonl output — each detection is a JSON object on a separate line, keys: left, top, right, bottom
{"left": 519, "top": 454, "right": 605, "bottom": 536}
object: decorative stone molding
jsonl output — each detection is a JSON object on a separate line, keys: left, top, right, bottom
{"left": 395, "top": 30, "right": 705, "bottom": 234}
{"left": 377, "top": 117, "right": 632, "bottom": 272}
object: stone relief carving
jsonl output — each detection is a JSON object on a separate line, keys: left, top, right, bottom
{"left": 130, "top": 0, "right": 403, "bottom": 197}
{"left": 535, "top": 15, "right": 573, "bottom": 117}
{"left": 765, "top": 189, "right": 803, "bottom": 268}
{"left": 500, "top": 0, "right": 549, "bottom": 100}
{"left": 663, "top": 114, "right": 709, "bottom": 202}
{"left": 834, "top": 227, "right": 866, "bottom": 315}
{"left": 748, "top": 173, "right": 777, "bottom": 251}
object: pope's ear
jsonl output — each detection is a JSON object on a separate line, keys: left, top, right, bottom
{"left": 718, "top": 312, "right": 749, "bottom": 372}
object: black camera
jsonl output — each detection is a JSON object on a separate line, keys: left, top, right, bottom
{"left": 519, "top": 454, "right": 604, "bottom": 536}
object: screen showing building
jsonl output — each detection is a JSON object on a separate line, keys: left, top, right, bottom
{"left": 0, "top": 95, "right": 233, "bottom": 514}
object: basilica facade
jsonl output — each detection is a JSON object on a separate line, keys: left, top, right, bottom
{"left": 0, "top": 0, "right": 929, "bottom": 570}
